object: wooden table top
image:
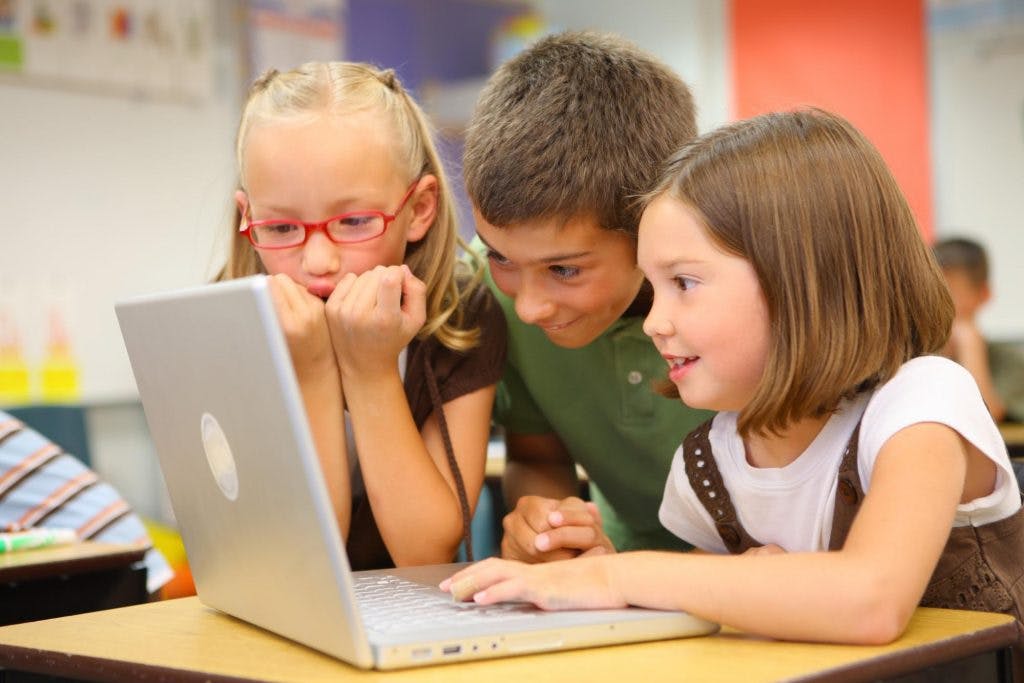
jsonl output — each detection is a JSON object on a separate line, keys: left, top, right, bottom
{"left": 0, "top": 597, "right": 1015, "bottom": 683}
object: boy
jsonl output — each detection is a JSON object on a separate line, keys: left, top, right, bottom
{"left": 464, "top": 31, "right": 713, "bottom": 562}
{"left": 933, "top": 237, "right": 1024, "bottom": 423}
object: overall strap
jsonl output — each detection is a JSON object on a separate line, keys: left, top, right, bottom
{"left": 828, "top": 423, "right": 864, "bottom": 551}
{"left": 422, "top": 350, "right": 474, "bottom": 562}
{"left": 682, "top": 419, "right": 762, "bottom": 553}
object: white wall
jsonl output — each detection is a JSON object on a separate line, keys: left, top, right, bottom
{"left": 930, "top": 20, "right": 1024, "bottom": 341}
{"left": 1, "top": 2, "right": 244, "bottom": 520}
{"left": 532, "top": 0, "right": 731, "bottom": 134}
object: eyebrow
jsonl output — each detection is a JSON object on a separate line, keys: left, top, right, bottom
{"left": 644, "top": 258, "right": 706, "bottom": 271}
{"left": 476, "top": 233, "right": 592, "bottom": 265}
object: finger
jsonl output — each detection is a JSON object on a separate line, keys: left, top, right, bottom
{"left": 472, "top": 576, "right": 533, "bottom": 606}
{"left": 512, "top": 496, "right": 562, "bottom": 534}
{"left": 440, "top": 557, "right": 506, "bottom": 593}
{"left": 267, "top": 274, "right": 299, "bottom": 316}
{"left": 547, "top": 499, "right": 598, "bottom": 529}
{"left": 338, "top": 267, "right": 381, "bottom": 319}
{"left": 584, "top": 501, "right": 604, "bottom": 526}
{"left": 326, "top": 272, "right": 358, "bottom": 310}
{"left": 535, "top": 524, "right": 604, "bottom": 554}
{"left": 500, "top": 511, "right": 579, "bottom": 562}
{"left": 399, "top": 264, "right": 427, "bottom": 318}
{"left": 376, "top": 266, "right": 404, "bottom": 313}
{"left": 445, "top": 560, "right": 531, "bottom": 605}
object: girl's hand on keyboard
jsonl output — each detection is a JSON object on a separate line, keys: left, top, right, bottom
{"left": 440, "top": 556, "right": 627, "bottom": 610}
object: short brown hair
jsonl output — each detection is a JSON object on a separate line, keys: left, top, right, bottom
{"left": 647, "top": 109, "right": 954, "bottom": 436}
{"left": 933, "top": 237, "right": 989, "bottom": 287}
{"left": 464, "top": 31, "right": 696, "bottom": 235}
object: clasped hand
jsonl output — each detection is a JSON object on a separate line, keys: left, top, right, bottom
{"left": 266, "top": 266, "right": 426, "bottom": 379}
{"left": 501, "top": 495, "right": 616, "bottom": 562}
{"left": 325, "top": 264, "right": 426, "bottom": 378}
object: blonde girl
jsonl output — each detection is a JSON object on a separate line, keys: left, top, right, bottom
{"left": 221, "top": 62, "right": 505, "bottom": 568}
{"left": 443, "top": 109, "right": 1024, "bottom": 657}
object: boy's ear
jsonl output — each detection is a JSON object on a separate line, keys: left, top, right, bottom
{"left": 979, "top": 281, "right": 992, "bottom": 306}
{"left": 404, "top": 175, "right": 438, "bottom": 244}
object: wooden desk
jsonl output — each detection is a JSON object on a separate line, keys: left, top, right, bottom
{"left": 0, "top": 542, "right": 148, "bottom": 626}
{"left": 0, "top": 598, "right": 1015, "bottom": 682}
{"left": 1000, "top": 422, "right": 1024, "bottom": 459}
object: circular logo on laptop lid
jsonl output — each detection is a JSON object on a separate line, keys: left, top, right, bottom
{"left": 200, "top": 412, "right": 239, "bottom": 501}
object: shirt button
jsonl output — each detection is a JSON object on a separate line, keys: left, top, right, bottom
{"left": 627, "top": 370, "right": 643, "bottom": 385}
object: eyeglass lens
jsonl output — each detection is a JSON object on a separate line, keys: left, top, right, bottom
{"left": 251, "top": 213, "right": 386, "bottom": 247}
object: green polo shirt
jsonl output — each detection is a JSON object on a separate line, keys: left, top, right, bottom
{"left": 483, "top": 264, "right": 714, "bottom": 552}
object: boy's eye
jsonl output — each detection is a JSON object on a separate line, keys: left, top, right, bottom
{"left": 486, "top": 250, "right": 511, "bottom": 266}
{"left": 549, "top": 265, "right": 580, "bottom": 280}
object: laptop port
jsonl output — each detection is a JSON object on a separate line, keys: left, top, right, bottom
{"left": 443, "top": 645, "right": 462, "bottom": 656}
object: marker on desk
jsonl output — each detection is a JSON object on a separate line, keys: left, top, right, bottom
{"left": 0, "top": 527, "right": 78, "bottom": 553}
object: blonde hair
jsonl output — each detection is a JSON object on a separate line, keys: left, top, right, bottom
{"left": 219, "top": 62, "right": 481, "bottom": 350}
{"left": 647, "top": 109, "right": 953, "bottom": 437}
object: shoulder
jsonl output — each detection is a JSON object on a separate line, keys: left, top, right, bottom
{"left": 865, "top": 356, "right": 986, "bottom": 422}
{"left": 457, "top": 275, "right": 507, "bottom": 341}
{"left": 860, "top": 356, "right": 1006, "bottom": 471}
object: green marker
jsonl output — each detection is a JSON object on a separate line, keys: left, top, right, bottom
{"left": 0, "top": 528, "right": 78, "bottom": 553}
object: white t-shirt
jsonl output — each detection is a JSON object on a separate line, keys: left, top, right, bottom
{"left": 659, "top": 356, "right": 1020, "bottom": 554}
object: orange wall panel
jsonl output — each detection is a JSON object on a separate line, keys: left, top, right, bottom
{"left": 731, "top": 0, "right": 934, "bottom": 238}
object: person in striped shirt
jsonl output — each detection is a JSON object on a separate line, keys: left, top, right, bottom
{"left": 0, "top": 410, "right": 172, "bottom": 594}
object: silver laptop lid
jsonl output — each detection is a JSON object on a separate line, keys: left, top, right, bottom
{"left": 116, "top": 275, "right": 374, "bottom": 667}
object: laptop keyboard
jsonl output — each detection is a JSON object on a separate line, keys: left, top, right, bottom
{"left": 353, "top": 574, "right": 539, "bottom": 634}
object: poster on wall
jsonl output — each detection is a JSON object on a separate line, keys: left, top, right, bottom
{"left": 245, "top": 0, "right": 344, "bottom": 79}
{"left": 0, "top": 0, "right": 213, "bottom": 102}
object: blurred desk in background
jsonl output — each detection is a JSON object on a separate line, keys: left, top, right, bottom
{"left": 1000, "top": 422, "right": 1024, "bottom": 459}
{"left": 0, "top": 542, "right": 147, "bottom": 626}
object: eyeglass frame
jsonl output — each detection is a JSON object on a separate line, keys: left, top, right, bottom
{"left": 239, "top": 179, "right": 420, "bottom": 250}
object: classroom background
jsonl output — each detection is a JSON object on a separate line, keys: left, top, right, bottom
{"left": 1, "top": 0, "right": 1023, "bottom": 528}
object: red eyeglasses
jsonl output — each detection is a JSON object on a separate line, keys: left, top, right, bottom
{"left": 241, "top": 180, "right": 419, "bottom": 250}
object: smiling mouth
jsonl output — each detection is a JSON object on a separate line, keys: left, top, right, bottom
{"left": 540, "top": 319, "right": 579, "bottom": 331}
{"left": 667, "top": 355, "right": 699, "bottom": 381}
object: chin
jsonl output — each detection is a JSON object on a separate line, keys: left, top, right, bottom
{"left": 542, "top": 326, "right": 600, "bottom": 349}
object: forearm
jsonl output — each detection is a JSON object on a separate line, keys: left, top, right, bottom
{"left": 953, "top": 326, "right": 1007, "bottom": 421}
{"left": 606, "top": 550, "right": 915, "bottom": 645}
{"left": 344, "top": 372, "right": 467, "bottom": 566}
{"left": 297, "top": 366, "right": 351, "bottom": 536}
{"left": 502, "top": 456, "right": 580, "bottom": 505}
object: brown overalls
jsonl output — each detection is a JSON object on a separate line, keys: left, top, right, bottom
{"left": 682, "top": 418, "right": 1024, "bottom": 679}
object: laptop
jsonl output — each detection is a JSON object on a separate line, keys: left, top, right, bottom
{"left": 115, "top": 275, "right": 719, "bottom": 669}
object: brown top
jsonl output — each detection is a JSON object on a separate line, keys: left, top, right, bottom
{"left": 346, "top": 284, "right": 507, "bottom": 570}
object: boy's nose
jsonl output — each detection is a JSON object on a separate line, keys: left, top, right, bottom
{"left": 513, "top": 282, "right": 557, "bottom": 326}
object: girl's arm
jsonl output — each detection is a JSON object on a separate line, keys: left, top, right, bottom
{"left": 445, "top": 422, "right": 984, "bottom": 645}
{"left": 267, "top": 274, "right": 351, "bottom": 536}
{"left": 327, "top": 265, "right": 493, "bottom": 565}
{"left": 346, "top": 377, "right": 494, "bottom": 565}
